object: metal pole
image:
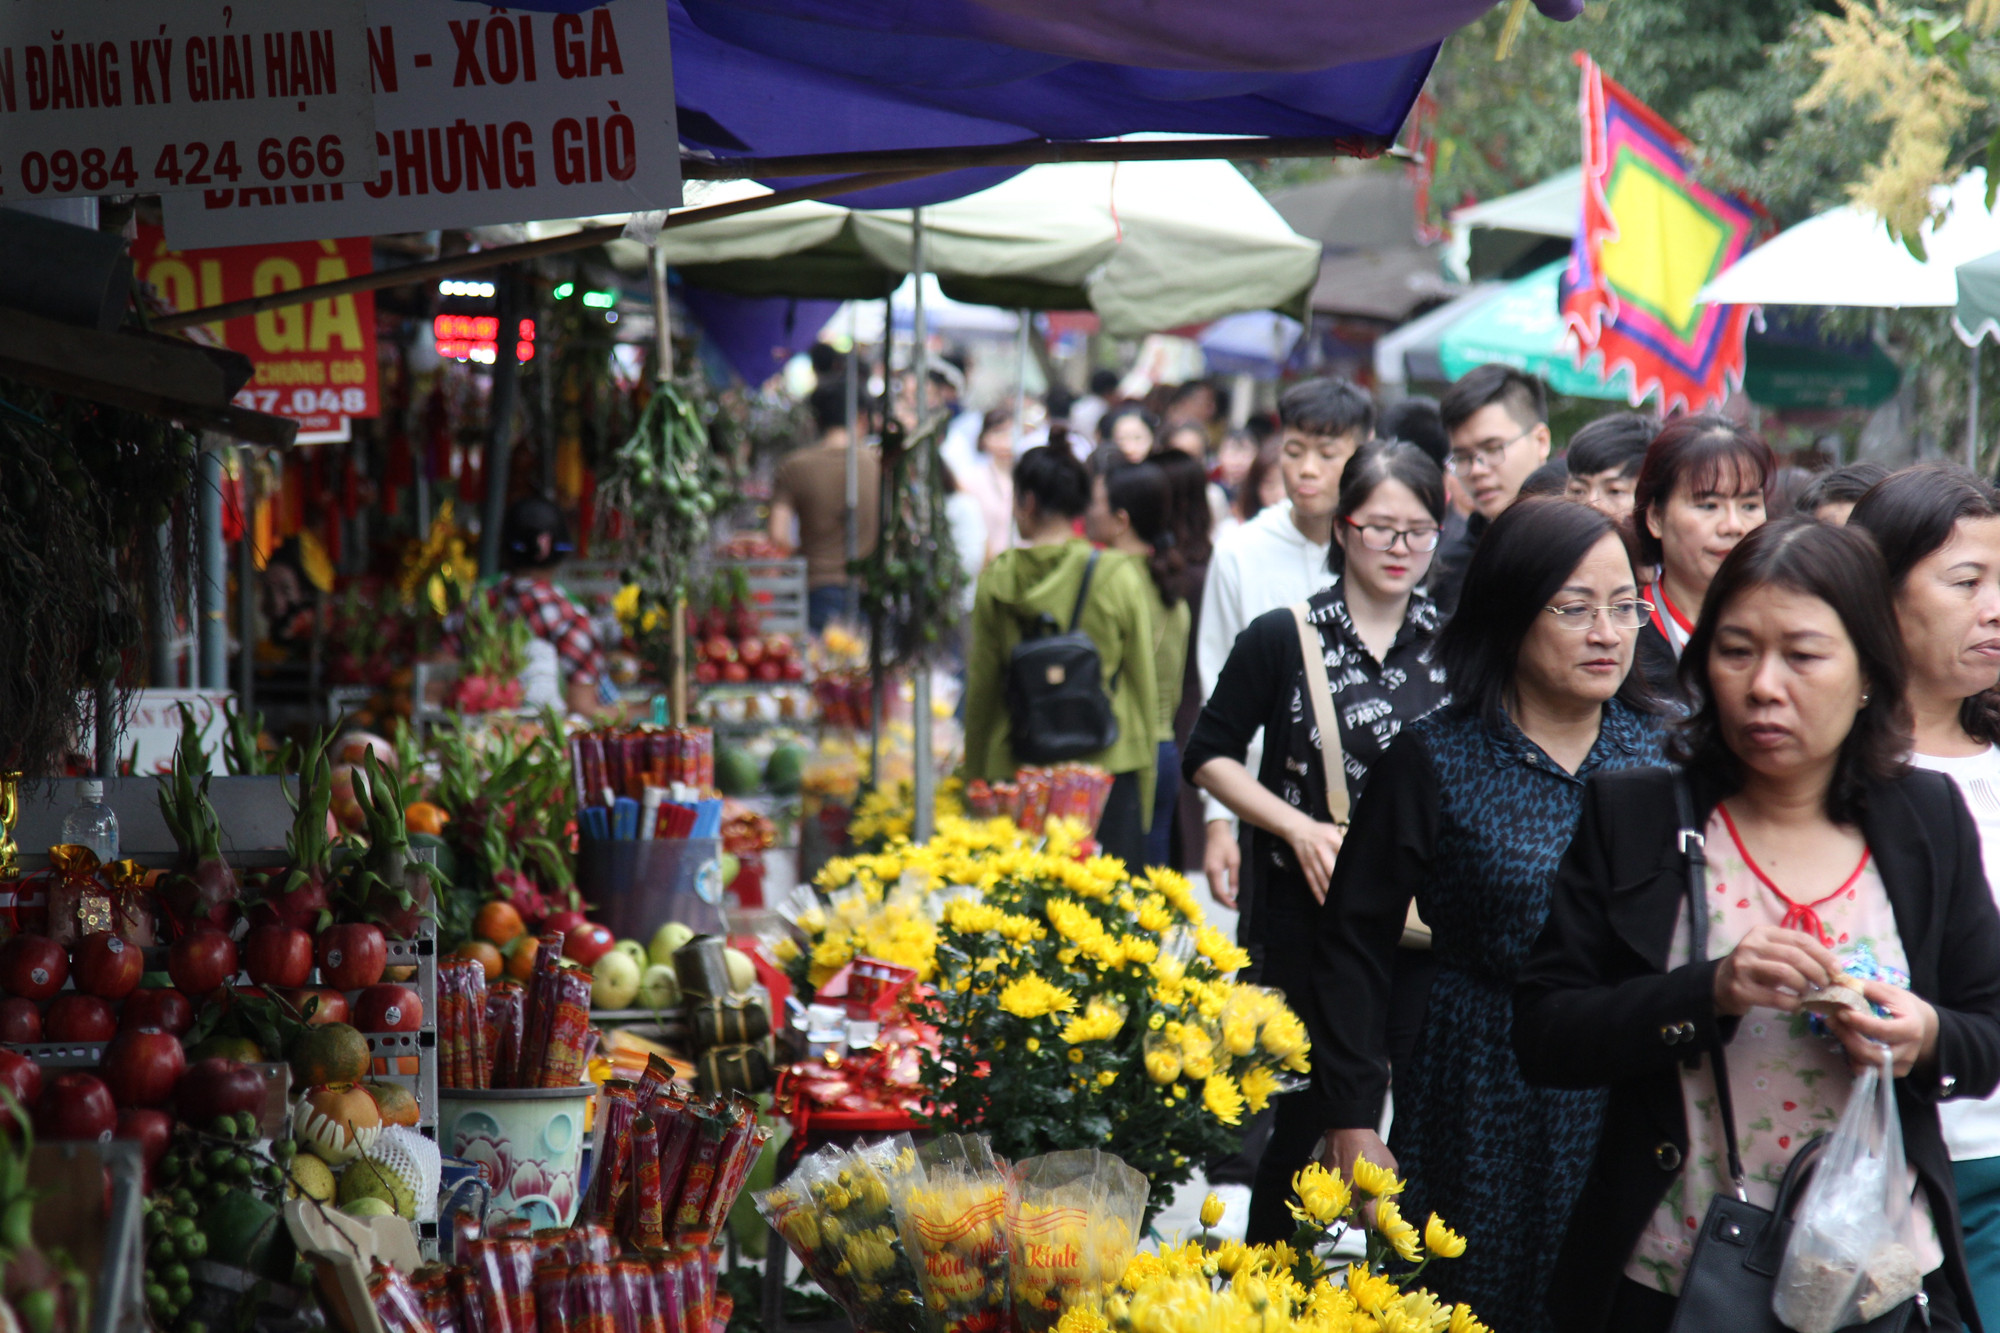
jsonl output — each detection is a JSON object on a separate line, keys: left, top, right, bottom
{"left": 650, "top": 244, "right": 688, "bottom": 728}
{"left": 844, "top": 304, "right": 860, "bottom": 621}
{"left": 198, "top": 445, "right": 227, "bottom": 688}
{"left": 869, "top": 299, "right": 890, "bottom": 786}
{"left": 237, "top": 448, "right": 257, "bottom": 718}
{"left": 910, "top": 213, "right": 935, "bottom": 845}
{"left": 1971, "top": 340, "right": 1984, "bottom": 473}
{"left": 479, "top": 276, "right": 522, "bottom": 578}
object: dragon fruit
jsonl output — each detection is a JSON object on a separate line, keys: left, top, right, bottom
{"left": 346, "top": 751, "right": 444, "bottom": 939}
{"left": 251, "top": 731, "right": 338, "bottom": 934}
{"left": 155, "top": 704, "right": 239, "bottom": 930}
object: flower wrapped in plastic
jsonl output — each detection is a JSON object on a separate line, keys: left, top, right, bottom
{"left": 887, "top": 1134, "right": 1014, "bottom": 1333}
{"left": 1009, "top": 1149, "right": 1148, "bottom": 1332}
{"left": 754, "top": 1136, "right": 926, "bottom": 1333}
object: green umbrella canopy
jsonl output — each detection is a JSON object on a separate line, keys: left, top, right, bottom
{"left": 1437, "top": 262, "right": 1636, "bottom": 402}
{"left": 1957, "top": 247, "right": 2000, "bottom": 345}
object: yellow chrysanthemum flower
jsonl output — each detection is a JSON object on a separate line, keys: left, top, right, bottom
{"left": 998, "top": 975, "right": 1076, "bottom": 1019}
{"left": 1424, "top": 1214, "right": 1467, "bottom": 1260}
{"left": 1347, "top": 1265, "right": 1400, "bottom": 1317}
{"left": 1239, "top": 1065, "right": 1282, "bottom": 1114}
{"left": 1210, "top": 1239, "right": 1252, "bottom": 1276}
{"left": 1060, "top": 997, "right": 1127, "bottom": 1044}
{"left": 943, "top": 899, "right": 1005, "bottom": 934}
{"left": 1203, "top": 1072, "right": 1246, "bottom": 1126}
{"left": 1200, "top": 1192, "right": 1227, "bottom": 1228}
{"left": 1143, "top": 1047, "right": 1182, "bottom": 1084}
{"left": 1055, "top": 1307, "right": 1108, "bottom": 1333}
{"left": 1375, "top": 1199, "right": 1421, "bottom": 1263}
{"left": 1447, "top": 1305, "right": 1491, "bottom": 1333}
{"left": 1351, "top": 1158, "right": 1406, "bottom": 1199}
{"left": 1195, "top": 924, "right": 1252, "bottom": 973}
{"left": 1287, "top": 1162, "right": 1353, "bottom": 1227}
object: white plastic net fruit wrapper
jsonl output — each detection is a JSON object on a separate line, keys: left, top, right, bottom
{"left": 371, "top": 1125, "right": 444, "bottom": 1223}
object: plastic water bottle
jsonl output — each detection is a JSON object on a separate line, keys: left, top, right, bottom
{"left": 60, "top": 780, "right": 119, "bottom": 862}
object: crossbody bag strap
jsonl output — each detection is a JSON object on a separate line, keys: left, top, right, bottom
{"left": 1675, "top": 773, "right": 1747, "bottom": 1198}
{"left": 1290, "top": 602, "right": 1349, "bottom": 825}
{"left": 1068, "top": 549, "right": 1102, "bottom": 634}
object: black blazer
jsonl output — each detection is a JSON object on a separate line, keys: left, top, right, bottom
{"left": 1513, "top": 765, "right": 2000, "bottom": 1333}
{"left": 1633, "top": 617, "right": 1683, "bottom": 707}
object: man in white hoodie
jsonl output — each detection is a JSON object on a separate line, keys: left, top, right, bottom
{"left": 1197, "top": 378, "right": 1375, "bottom": 921}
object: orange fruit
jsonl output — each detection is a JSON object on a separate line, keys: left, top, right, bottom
{"left": 475, "top": 900, "right": 525, "bottom": 947}
{"left": 363, "top": 1080, "right": 421, "bottom": 1129}
{"left": 456, "top": 940, "right": 502, "bottom": 981}
{"left": 504, "top": 935, "right": 539, "bottom": 982}
{"left": 404, "top": 801, "right": 451, "bottom": 836}
{"left": 288, "top": 1022, "right": 373, "bottom": 1087}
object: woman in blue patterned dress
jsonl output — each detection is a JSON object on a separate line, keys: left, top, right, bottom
{"left": 1313, "top": 497, "right": 1667, "bottom": 1332}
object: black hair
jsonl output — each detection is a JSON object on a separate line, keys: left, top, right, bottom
{"left": 1565, "top": 413, "right": 1653, "bottom": 480}
{"left": 499, "top": 495, "right": 572, "bottom": 572}
{"left": 1238, "top": 438, "right": 1282, "bottom": 524}
{"left": 1088, "top": 368, "right": 1119, "bottom": 397}
{"left": 1013, "top": 445, "right": 1091, "bottom": 521}
{"left": 1847, "top": 463, "right": 2000, "bottom": 745}
{"left": 1768, "top": 466, "right": 1815, "bottom": 515}
{"left": 1517, "top": 457, "right": 1571, "bottom": 501}
{"left": 1436, "top": 497, "right": 1652, "bottom": 728}
{"left": 1167, "top": 381, "right": 1218, "bottom": 411}
{"left": 1631, "top": 414, "right": 1775, "bottom": 565}
{"left": 1277, "top": 377, "right": 1375, "bottom": 441}
{"left": 1100, "top": 403, "right": 1158, "bottom": 448}
{"left": 1045, "top": 385, "right": 1075, "bottom": 420}
{"left": 1672, "top": 518, "right": 1911, "bottom": 825}
{"left": 1330, "top": 441, "right": 1447, "bottom": 574}
{"left": 1104, "top": 462, "right": 1184, "bottom": 608}
{"left": 1438, "top": 363, "right": 1547, "bottom": 434}
{"left": 1796, "top": 461, "right": 1891, "bottom": 516}
{"left": 1145, "top": 448, "right": 1214, "bottom": 591}
{"left": 808, "top": 343, "right": 846, "bottom": 380}
{"left": 1377, "top": 397, "right": 1449, "bottom": 469}
{"left": 978, "top": 407, "right": 1015, "bottom": 450}
{"left": 809, "top": 384, "right": 849, "bottom": 435}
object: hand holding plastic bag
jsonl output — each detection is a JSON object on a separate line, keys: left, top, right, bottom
{"left": 1772, "top": 1050, "right": 1925, "bottom": 1333}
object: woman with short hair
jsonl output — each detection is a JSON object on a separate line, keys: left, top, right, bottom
{"left": 1516, "top": 518, "right": 2000, "bottom": 1333}
{"left": 1310, "top": 497, "right": 1667, "bottom": 1326}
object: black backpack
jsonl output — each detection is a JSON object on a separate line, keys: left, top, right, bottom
{"left": 1004, "top": 550, "right": 1120, "bottom": 763}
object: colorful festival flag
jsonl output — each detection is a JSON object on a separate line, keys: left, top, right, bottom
{"left": 1562, "top": 55, "right": 1765, "bottom": 413}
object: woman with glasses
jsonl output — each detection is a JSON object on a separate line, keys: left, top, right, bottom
{"left": 1185, "top": 440, "right": 1452, "bottom": 1243}
{"left": 1631, "top": 415, "right": 1775, "bottom": 705}
{"left": 1850, "top": 467, "right": 2000, "bottom": 1324}
{"left": 1314, "top": 497, "right": 1666, "bottom": 1331}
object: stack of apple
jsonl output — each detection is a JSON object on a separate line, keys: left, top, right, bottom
{"left": 0, "top": 920, "right": 422, "bottom": 1050}
{"left": 691, "top": 628, "right": 803, "bottom": 687}
{"left": 582, "top": 920, "right": 756, "bottom": 1014}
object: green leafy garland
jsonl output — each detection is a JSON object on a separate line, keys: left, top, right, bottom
{"left": 851, "top": 414, "right": 967, "bottom": 670}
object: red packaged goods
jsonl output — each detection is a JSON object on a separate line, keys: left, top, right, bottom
{"left": 645, "top": 733, "right": 671, "bottom": 791}
{"left": 466, "top": 962, "right": 490, "bottom": 1089}
{"left": 577, "top": 737, "right": 611, "bottom": 808}
{"left": 648, "top": 1256, "right": 685, "bottom": 1333}
{"left": 629, "top": 1115, "right": 664, "bottom": 1249}
{"left": 454, "top": 1267, "right": 488, "bottom": 1333}
{"left": 681, "top": 1252, "right": 714, "bottom": 1333}
{"left": 487, "top": 981, "right": 526, "bottom": 1089}
{"left": 488, "top": 1217, "right": 535, "bottom": 1239}
{"left": 636, "top": 1054, "right": 672, "bottom": 1108}
{"left": 613, "top": 1258, "right": 651, "bottom": 1333}
{"left": 500, "top": 1239, "right": 538, "bottom": 1333}
{"left": 565, "top": 1223, "right": 618, "bottom": 1267}
{"left": 586, "top": 1082, "right": 638, "bottom": 1225}
{"left": 419, "top": 1266, "right": 462, "bottom": 1333}
{"left": 517, "top": 932, "right": 565, "bottom": 1086}
{"left": 654, "top": 1092, "right": 701, "bottom": 1212}
{"left": 533, "top": 1262, "right": 569, "bottom": 1333}
{"left": 691, "top": 1109, "right": 758, "bottom": 1244}
{"left": 531, "top": 1230, "right": 568, "bottom": 1270}
{"left": 367, "top": 1261, "right": 433, "bottom": 1333}
{"left": 572, "top": 1261, "right": 618, "bottom": 1333}
{"left": 540, "top": 968, "right": 594, "bottom": 1088}
{"left": 438, "top": 962, "right": 470, "bottom": 1090}
{"left": 702, "top": 1120, "right": 771, "bottom": 1243}
{"left": 626, "top": 1256, "right": 666, "bottom": 1333}
{"left": 669, "top": 1102, "right": 735, "bottom": 1246}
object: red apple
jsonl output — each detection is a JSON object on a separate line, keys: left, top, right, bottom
{"left": 100, "top": 1027, "right": 187, "bottom": 1108}
{"left": 543, "top": 910, "right": 587, "bottom": 937}
{"left": 173, "top": 1058, "right": 265, "bottom": 1124}
{"left": 42, "top": 994, "right": 117, "bottom": 1043}
{"left": 694, "top": 661, "right": 719, "bottom": 685}
{"left": 561, "top": 923, "right": 615, "bottom": 968}
{"left": 0, "top": 935, "right": 67, "bottom": 1001}
{"left": 722, "top": 661, "right": 750, "bottom": 684}
{"left": 167, "top": 927, "right": 237, "bottom": 997}
{"left": 737, "top": 636, "right": 765, "bottom": 667}
{"left": 753, "top": 659, "right": 782, "bottom": 683}
{"left": 120, "top": 988, "right": 193, "bottom": 1036}
{"left": 765, "top": 634, "right": 794, "bottom": 662}
{"left": 243, "top": 924, "right": 313, "bottom": 988}
{"left": 353, "top": 983, "right": 422, "bottom": 1032}
{"left": 72, "top": 932, "right": 144, "bottom": 1000}
{"left": 275, "top": 986, "right": 349, "bottom": 1025}
{"left": 0, "top": 1000, "right": 40, "bottom": 1044}
{"left": 315, "top": 923, "right": 386, "bottom": 990}
{"left": 703, "top": 635, "right": 735, "bottom": 664}
{"left": 116, "top": 1107, "right": 173, "bottom": 1173}
{"left": 0, "top": 1050, "right": 43, "bottom": 1130}
{"left": 34, "top": 1072, "right": 115, "bottom": 1142}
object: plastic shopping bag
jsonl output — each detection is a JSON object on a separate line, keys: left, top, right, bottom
{"left": 1772, "top": 1051, "right": 1926, "bottom": 1333}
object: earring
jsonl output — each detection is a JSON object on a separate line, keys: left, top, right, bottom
{"left": 1862, "top": 693, "right": 1872, "bottom": 706}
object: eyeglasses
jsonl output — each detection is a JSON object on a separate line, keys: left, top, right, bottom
{"left": 1342, "top": 518, "right": 1442, "bottom": 552}
{"left": 1447, "top": 423, "right": 1536, "bottom": 475}
{"left": 1542, "top": 600, "right": 1653, "bottom": 631}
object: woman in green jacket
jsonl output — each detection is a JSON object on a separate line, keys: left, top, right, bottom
{"left": 963, "top": 445, "right": 1160, "bottom": 866}
{"left": 1086, "top": 460, "right": 1192, "bottom": 868}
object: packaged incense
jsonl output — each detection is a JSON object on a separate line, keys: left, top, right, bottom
{"left": 571, "top": 1260, "right": 617, "bottom": 1333}
{"left": 486, "top": 981, "right": 526, "bottom": 1089}
{"left": 540, "top": 967, "right": 595, "bottom": 1087}
{"left": 533, "top": 1262, "right": 569, "bottom": 1333}
{"left": 586, "top": 1082, "right": 639, "bottom": 1225}
{"left": 517, "top": 931, "right": 565, "bottom": 1086}
{"left": 630, "top": 1115, "right": 665, "bottom": 1249}
{"left": 366, "top": 1261, "right": 432, "bottom": 1333}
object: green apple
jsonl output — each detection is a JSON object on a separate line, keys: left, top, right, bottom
{"left": 719, "top": 852, "right": 742, "bottom": 886}
{"left": 638, "top": 963, "right": 682, "bottom": 1011}
{"left": 723, "top": 946, "right": 757, "bottom": 995}
{"left": 591, "top": 949, "right": 642, "bottom": 1010}
{"left": 648, "top": 921, "right": 696, "bottom": 966}
{"left": 613, "top": 939, "right": 648, "bottom": 972}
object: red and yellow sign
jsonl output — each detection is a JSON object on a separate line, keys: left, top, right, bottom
{"left": 133, "top": 224, "right": 378, "bottom": 433}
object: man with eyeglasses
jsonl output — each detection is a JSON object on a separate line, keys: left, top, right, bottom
{"left": 1430, "top": 365, "right": 1553, "bottom": 613}
{"left": 1197, "top": 378, "right": 1374, "bottom": 919}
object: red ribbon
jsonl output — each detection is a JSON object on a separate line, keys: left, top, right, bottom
{"left": 1718, "top": 804, "right": 1870, "bottom": 947}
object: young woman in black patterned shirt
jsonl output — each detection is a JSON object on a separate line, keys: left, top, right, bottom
{"left": 1185, "top": 439, "right": 1450, "bottom": 1244}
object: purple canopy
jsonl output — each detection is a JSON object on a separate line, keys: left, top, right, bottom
{"left": 503, "top": 0, "right": 1580, "bottom": 208}
{"left": 679, "top": 285, "right": 843, "bottom": 384}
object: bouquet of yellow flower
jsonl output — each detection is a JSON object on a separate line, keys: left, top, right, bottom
{"left": 847, "top": 775, "right": 967, "bottom": 848}
{"left": 755, "top": 1136, "right": 927, "bottom": 1333}
{"left": 887, "top": 1134, "right": 1017, "bottom": 1333}
{"left": 1077, "top": 1164, "right": 1488, "bottom": 1333}
{"left": 1009, "top": 1149, "right": 1148, "bottom": 1333}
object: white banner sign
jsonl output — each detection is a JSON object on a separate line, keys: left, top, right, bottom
{"left": 163, "top": 0, "right": 678, "bottom": 248}
{"left": 0, "top": 0, "right": 377, "bottom": 202}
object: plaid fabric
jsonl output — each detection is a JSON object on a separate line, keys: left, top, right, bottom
{"left": 444, "top": 575, "right": 606, "bottom": 686}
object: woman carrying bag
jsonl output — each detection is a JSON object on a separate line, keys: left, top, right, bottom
{"left": 1185, "top": 440, "right": 1451, "bottom": 1244}
{"left": 1514, "top": 518, "right": 2000, "bottom": 1333}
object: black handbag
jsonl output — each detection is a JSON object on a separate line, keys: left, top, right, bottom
{"left": 1004, "top": 549, "right": 1120, "bottom": 763}
{"left": 1666, "top": 779, "right": 1920, "bottom": 1333}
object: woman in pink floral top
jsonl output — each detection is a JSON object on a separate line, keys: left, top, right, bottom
{"left": 1517, "top": 519, "right": 2000, "bottom": 1333}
